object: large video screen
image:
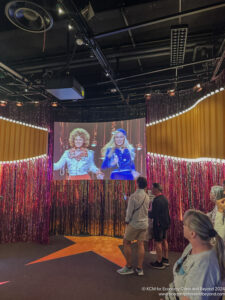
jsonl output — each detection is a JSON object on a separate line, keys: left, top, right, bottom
{"left": 53, "top": 118, "right": 146, "bottom": 180}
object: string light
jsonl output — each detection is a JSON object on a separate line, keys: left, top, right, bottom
{"left": 0, "top": 154, "right": 48, "bottom": 165}
{"left": 0, "top": 100, "right": 7, "bottom": 107}
{"left": 16, "top": 101, "right": 23, "bottom": 107}
{"left": 147, "top": 152, "right": 225, "bottom": 163}
{"left": 51, "top": 101, "right": 58, "bottom": 107}
{"left": 146, "top": 87, "right": 225, "bottom": 127}
{"left": 0, "top": 115, "right": 48, "bottom": 131}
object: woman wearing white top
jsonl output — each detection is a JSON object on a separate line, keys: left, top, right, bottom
{"left": 166, "top": 210, "right": 225, "bottom": 300}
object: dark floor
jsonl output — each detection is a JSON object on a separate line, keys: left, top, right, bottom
{"left": 0, "top": 236, "right": 180, "bottom": 300}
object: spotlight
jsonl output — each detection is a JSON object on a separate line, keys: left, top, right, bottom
{"left": 24, "top": 88, "right": 28, "bottom": 92}
{"left": 144, "top": 93, "right": 151, "bottom": 101}
{"left": 167, "top": 89, "right": 175, "bottom": 96}
{"left": 0, "top": 100, "right": 7, "bottom": 107}
{"left": 57, "top": 4, "right": 64, "bottom": 15}
{"left": 193, "top": 83, "right": 202, "bottom": 93}
{"left": 75, "top": 38, "right": 84, "bottom": 46}
{"left": 68, "top": 23, "right": 73, "bottom": 31}
{"left": 110, "top": 88, "right": 117, "bottom": 93}
{"left": 33, "top": 101, "right": 39, "bottom": 106}
{"left": 16, "top": 101, "right": 23, "bottom": 107}
{"left": 51, "top": 101, "right": 58, "bottom": 107}
{"left": 105, "top": 72, "right": 110, "bottom": 77}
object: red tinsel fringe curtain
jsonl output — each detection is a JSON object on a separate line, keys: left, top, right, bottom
{"left": 147, "top": 154, "right": 225, "bottom": 251}
{"left": 0, "top": 158, "right": 51, "bottom": 243}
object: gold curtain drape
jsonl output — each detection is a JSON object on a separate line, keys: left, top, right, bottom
{"left": 0, "top": 119, "right": 48, "bottom": 161}
{"left": 147, "top": 90, "right": 225, "bottom": 159}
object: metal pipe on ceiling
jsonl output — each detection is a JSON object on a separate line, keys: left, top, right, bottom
{"left": 14, "top": 47, "right": 196, "bottom": 74}
{"left": 120, "top": 78, "right": 200, "bottom": 92}
{"left": 0, "top": 62, "right": 28, "bottom": 83}
{"left": 94, "top": 2, "right": 225, "bottom": 39}
{"left": 0, "top": 61, "right": 49, "bottom": 100}
{"left": 120, "top": 8, "right": 143, "bottom": 72}
{"left": 59, "top": 0, "right": 125, "bottom": 102}
{"left": 114, "top": 57, "right": 219, "bottom": 82}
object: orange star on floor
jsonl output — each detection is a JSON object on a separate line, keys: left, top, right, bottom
{"left": 27, "top": 236, "right": 126, "bottom": 267}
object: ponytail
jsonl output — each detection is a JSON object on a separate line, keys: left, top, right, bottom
{"left": 214, "top": 233, "right": 225, "bottom": 280}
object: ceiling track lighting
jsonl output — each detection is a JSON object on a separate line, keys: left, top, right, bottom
{"left": 170, "top": 25, "right": 188, "bottom": 66}
{"left": 146, "top": 87, "right": 224, "bottom": 127}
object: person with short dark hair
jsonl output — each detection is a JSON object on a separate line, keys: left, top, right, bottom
{"left": 117, "top": 176, "right": 150, "bottom": 276}
{"left": 149, "top": 183, "right": 170, "bottom": 269}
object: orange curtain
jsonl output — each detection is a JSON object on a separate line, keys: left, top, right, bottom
{"left": 147, "top": 90, "right": 225, "bottom": 159}
{"left": 0, "top": 120, "right": 48, "bottom": 161}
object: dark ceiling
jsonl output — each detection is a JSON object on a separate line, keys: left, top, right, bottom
{"left": 0, "top": 0, "right": 225, "bottom": 110}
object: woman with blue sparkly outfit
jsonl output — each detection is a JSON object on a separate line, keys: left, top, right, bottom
{"left": 101, "top": 129, "right": 139, "bottom": 180}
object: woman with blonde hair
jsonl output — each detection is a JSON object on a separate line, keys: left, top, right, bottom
{"left": 101, "top": 129, "right": 139, "bottom": 180}
{"left": 54, "top": 128, "right": 103, "bottom": 180}
{"left": 166, "top": 209, "right": 225, "bottom": 300}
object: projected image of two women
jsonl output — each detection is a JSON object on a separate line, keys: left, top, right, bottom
{"left": 53, "top": 118, "right": 146, "bottom": 180}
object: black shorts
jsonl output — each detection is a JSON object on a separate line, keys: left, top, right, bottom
{"left": 153, "top": 226, "right": 167, "bottom": 242}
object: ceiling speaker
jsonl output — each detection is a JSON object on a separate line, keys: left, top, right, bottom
{"left": 5, "top": 1, "right": 53, "bottom": 33}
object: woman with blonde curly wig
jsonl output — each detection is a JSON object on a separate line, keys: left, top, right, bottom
{"left": 54, "top": 128, "right": 104, "bottom": 180}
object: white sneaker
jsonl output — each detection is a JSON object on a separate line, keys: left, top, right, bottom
{"left": 135, "top": 268, "right": 144, "bottom": 276}
{"left": 117, "top": 266, "right": 135, "bottom": 275}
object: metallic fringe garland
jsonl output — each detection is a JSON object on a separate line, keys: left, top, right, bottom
{"left": 1, "top": 155, "right": 225, "bottom": 252}
{"left": 50, "top": 180, "right": 135, "bottom": 237}
{"left": 0, "top": 158, "right": 51, "bottom": 244}
{"left": 147, "top": 155, "right": 225, "bottom": 251}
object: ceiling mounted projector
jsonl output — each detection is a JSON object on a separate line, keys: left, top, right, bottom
{"left": 46, "top": 77, "right": 85, "bottom": 101}
{"left": 5, "top": 1, "right": 53, "bottom": 33}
